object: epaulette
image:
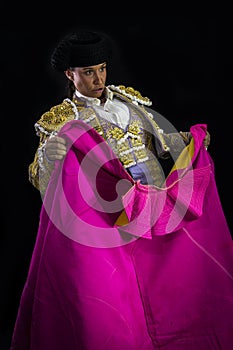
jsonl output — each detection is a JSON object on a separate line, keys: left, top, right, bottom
{"left": 34, "top": 99, "right": 76, "bottom": 135}
{"left": 108, "top": 85, "right": 152, "bottom": 106}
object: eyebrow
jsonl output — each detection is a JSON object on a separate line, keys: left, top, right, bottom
{"left": 81, "top": 63, "right": 107, "bottom": 71}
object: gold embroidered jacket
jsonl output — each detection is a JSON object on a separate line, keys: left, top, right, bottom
{"left": 29, "top": 85, "right": 192, "bottom": 196}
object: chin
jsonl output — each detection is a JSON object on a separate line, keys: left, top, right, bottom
{"left": 92, "top": 91, "right": 103, "bottom": 98}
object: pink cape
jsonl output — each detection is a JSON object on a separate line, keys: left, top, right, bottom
{"left": 10, "top": 121, "right": 233, "bottom": 349}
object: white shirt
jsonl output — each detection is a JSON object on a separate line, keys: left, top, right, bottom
{"left": 75, "top": 88, "right": 130, "bottom": 129}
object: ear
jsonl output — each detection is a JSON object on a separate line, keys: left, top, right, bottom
{"left": 64, "top": 69, "right": 74, "bottom": 81}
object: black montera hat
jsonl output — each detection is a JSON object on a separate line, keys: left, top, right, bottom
{"left": 51, "top": 30, "right": 113, "bottom": 71}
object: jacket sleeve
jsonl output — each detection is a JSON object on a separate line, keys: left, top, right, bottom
{"left": 28, "top": 100, "right": 76, "bottom": 196}
{"left": 28, "top": 127, "right": 55, "bottom": 197}
{"left": 163, "top": 130, "right": 210, "bottom": 152}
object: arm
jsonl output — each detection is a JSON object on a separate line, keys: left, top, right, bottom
{"left": 162, "top": 130, "right": 210, "bottom": 158}
{"left": 179, "top": 130, "right": 210, "bottom": 149}
{"left": 28, "top": 131, "right": 55, "bottom": 196}
{"left": 28, "top": 100, "right": 74, "bottom": 196}
{"left": 29, "top": 133, "right": 68, "bottom": 196}
{"left": 142, "top": 106, "right": 211, "bottom": 156}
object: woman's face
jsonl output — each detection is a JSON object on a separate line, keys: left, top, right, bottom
{"left": 65, "top": 62, "right": 107, "bottom": 99}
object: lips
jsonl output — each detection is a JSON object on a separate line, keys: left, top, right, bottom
{"left": 94, "top": 88, "right": 104, "bottom": 93}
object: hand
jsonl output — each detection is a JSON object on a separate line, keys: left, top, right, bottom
{"left": 204, "top": 131, "right": 210, "bottom": 149}
{"left": 44, "top": 136, "right": 67, "bottom": 161}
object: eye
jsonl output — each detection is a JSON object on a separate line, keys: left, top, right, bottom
{"left": 84, "top": 70, "right": 93, "bottom": 76}
{"left": 100, "top": 66, "right": 106, "bottom": 73}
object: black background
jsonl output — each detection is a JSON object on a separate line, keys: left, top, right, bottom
{"left": 1, "top": 11, "right": 232, "bottom": 349}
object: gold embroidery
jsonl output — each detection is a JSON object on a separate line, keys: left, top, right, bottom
{"left": 111, "top": 85, "right": 152, "bottom": 106}
{"left": 103, "top": 120, "right": 150, "bottom": 168}
{"left": 131, "top": 138, "right": 143, "bottom": 147}
{"left": 119, "top": 154, "right": 135, "bottom": 167}
{"left": 37, "top": 101, "right": 75, "bottom": 133}
{"left": 106, "top": 127, "right": 125, "bottom": 141}
{"left": 128, "top": 122, "right": 141, "bottom": 135}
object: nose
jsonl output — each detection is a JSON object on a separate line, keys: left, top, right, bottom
{"left": 94, "top": 71, "right": 103, "bottom": 84}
